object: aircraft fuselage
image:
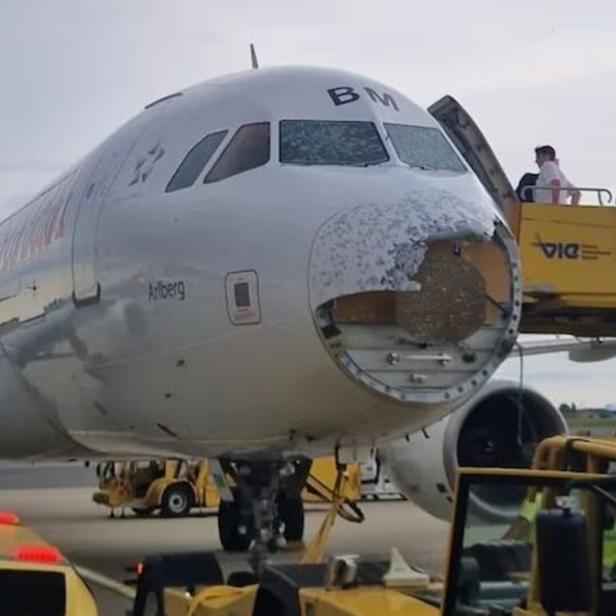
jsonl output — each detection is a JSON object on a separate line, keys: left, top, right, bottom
{"left": 0, "top": 67, "right": 520, "bottom": 461}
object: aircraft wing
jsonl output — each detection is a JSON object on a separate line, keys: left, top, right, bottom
{"left": 514, "top": 337, "right": 616, "bottom": 363}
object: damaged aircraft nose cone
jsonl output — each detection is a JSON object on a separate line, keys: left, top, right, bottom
{"left": 309, "top": 192, "right": 521, "bottom": 405}
{"left": 395, "top": 245, "right": 487, "bottom": 345}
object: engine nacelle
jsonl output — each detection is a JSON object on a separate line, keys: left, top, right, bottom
{"left": 381, "top": 380, "right": 567, "bottom": 522}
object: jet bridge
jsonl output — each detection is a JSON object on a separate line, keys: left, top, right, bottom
{"left": 430, "top": 95, "right": 616, "bottom": 337}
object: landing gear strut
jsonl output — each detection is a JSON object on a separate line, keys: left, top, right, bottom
{"left": 216, "top": 458, "right": 310, "bottom": 572}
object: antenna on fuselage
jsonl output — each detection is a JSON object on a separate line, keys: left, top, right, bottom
{"left": 250, "top": 43, "right": 259, "bottom": 69}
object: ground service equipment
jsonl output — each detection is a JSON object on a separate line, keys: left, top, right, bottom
{"left": 93, "top": 457, "right": 363, "bottom": 552}
{"left": 93, "top": 459, "right": 220, "bottom": 517}
{"left": 513, "top": 200, "right": 616, "bottom": 337}
{"left": 94, "top": 458, "right": 362, "bottom": 517}
{"left": 0, "top": 510, "right": 98, "bottom": 615}
{"left": 129, "top": 435, "right": 616, "bottom": 616}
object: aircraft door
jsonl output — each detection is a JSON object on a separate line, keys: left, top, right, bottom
{"left": 428, "top": 95, "right": 516, "bottom": 216}
{"left": 72, "top": 125, "right": 143, "bottom": 304}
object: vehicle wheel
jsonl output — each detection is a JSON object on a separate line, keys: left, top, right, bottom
{"left": 161, "top": 484, "right": 192, "bottom": 517}
{"left": 279, "top": 495, "right": 304, "bottom": 542}
{"left": 132, "top": 507, "right": 154, "bottom": 517}
{"left": 218, "top": 498, "right": 251, "bottom": 552}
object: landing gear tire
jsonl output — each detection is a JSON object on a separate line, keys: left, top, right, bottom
{"left": 218, "top": 498, "right": 251, "bottom": 552}
{"left": 161, "top": 485, "right": 192, "bottom": 517}
{"left": 279, "top": 495, "right": 304, "bottom": 542}
{"left": 216, "top": 458, "right": 311, "bottom": 571}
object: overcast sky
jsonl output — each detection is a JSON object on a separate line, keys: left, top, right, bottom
{"left": 1, "top": 1, "right": 615, "bottom": 407}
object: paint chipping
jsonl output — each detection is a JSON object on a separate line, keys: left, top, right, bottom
{"left": 310, "top": 188, "right": 495, "bottom": 308}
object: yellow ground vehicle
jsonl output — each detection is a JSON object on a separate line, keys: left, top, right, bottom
{"left": 94, "top": 457, "right": 361, "bottom": 519}
{"left": 129, "top": 436, "right": 616, "bottom": 616}
{"left": 510, "top": 199, "right": 616, "bottom": 337}
{"left": 0, "top": 509, "right": 97, "bottom": 615}
{"left": 93, "top": 459, "right": 220, "bottom": 517}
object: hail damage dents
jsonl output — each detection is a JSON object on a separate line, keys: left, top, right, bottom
{"left": 310, "top": 188, "right": 521, "bottom": 405}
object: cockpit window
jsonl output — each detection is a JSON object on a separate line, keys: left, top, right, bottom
{"left": 204, "top": 123, "right": 270, "bottom": 183}
{"left": 384, "top": 123, "right": 466, "bottom": 173}
{"left": 280, "top": 120, "right": 389, "bottom": 166}
{"left": 166, "top": 130, "right": 227, "bottom": 192}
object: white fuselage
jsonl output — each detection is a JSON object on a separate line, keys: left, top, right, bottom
{"left": 0, "top": 67, "right": 520, "bottom": 461}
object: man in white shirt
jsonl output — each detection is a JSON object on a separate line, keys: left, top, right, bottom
{"left": 534, "top": 145, "right": 580, "bottom": 205}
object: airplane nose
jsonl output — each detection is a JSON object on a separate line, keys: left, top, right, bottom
{"left": 309, "top": 192, "right": 521, "bottom": 405}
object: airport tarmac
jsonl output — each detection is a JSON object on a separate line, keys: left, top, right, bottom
{"left": 0, "top": 485, "right": 449, "bottom": 615}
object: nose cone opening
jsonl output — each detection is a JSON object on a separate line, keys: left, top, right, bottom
{"left": 389, "top": 242, "right": 488, "bottom": 344}
{"left": 310, "top": 202, "right": 521, "bottom": 404}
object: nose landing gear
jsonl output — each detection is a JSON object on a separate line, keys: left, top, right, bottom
{"left": 216, "top": 458, "right": 310, "bottom": 572}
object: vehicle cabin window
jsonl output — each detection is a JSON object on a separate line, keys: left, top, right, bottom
{"left": 280, "top": 120, "right": 388, "bottom": 166}
{"left": 166, "top": 130, "right": 227, "bottom": 192}
{"left": 0, "top": 570, "right": 66, "bottom": 615}
{"left": 384, "top": 123, "right": 466, "bottom": 173}
{"left": 204, "top": 123, "right": 270, "bottom": 183}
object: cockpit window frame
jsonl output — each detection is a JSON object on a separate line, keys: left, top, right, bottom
{"left": 384, "top": 122, "right": 467, "bottom": 174}
{"left": 279, "top": 119, "right": 390, "bottom": 167}
{"left": 165, "top": 129, "right": 228, "bottom": 193}
{"left": 204, "top": 122, "right": 271, "bottom": 184}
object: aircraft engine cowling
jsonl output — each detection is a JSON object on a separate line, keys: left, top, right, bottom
{"left": 380, "top": 379, "right": 567, "bottom": 522}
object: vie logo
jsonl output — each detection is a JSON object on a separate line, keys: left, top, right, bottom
{"left": 536, "top": 241, "right": 580, "bottom": 260}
